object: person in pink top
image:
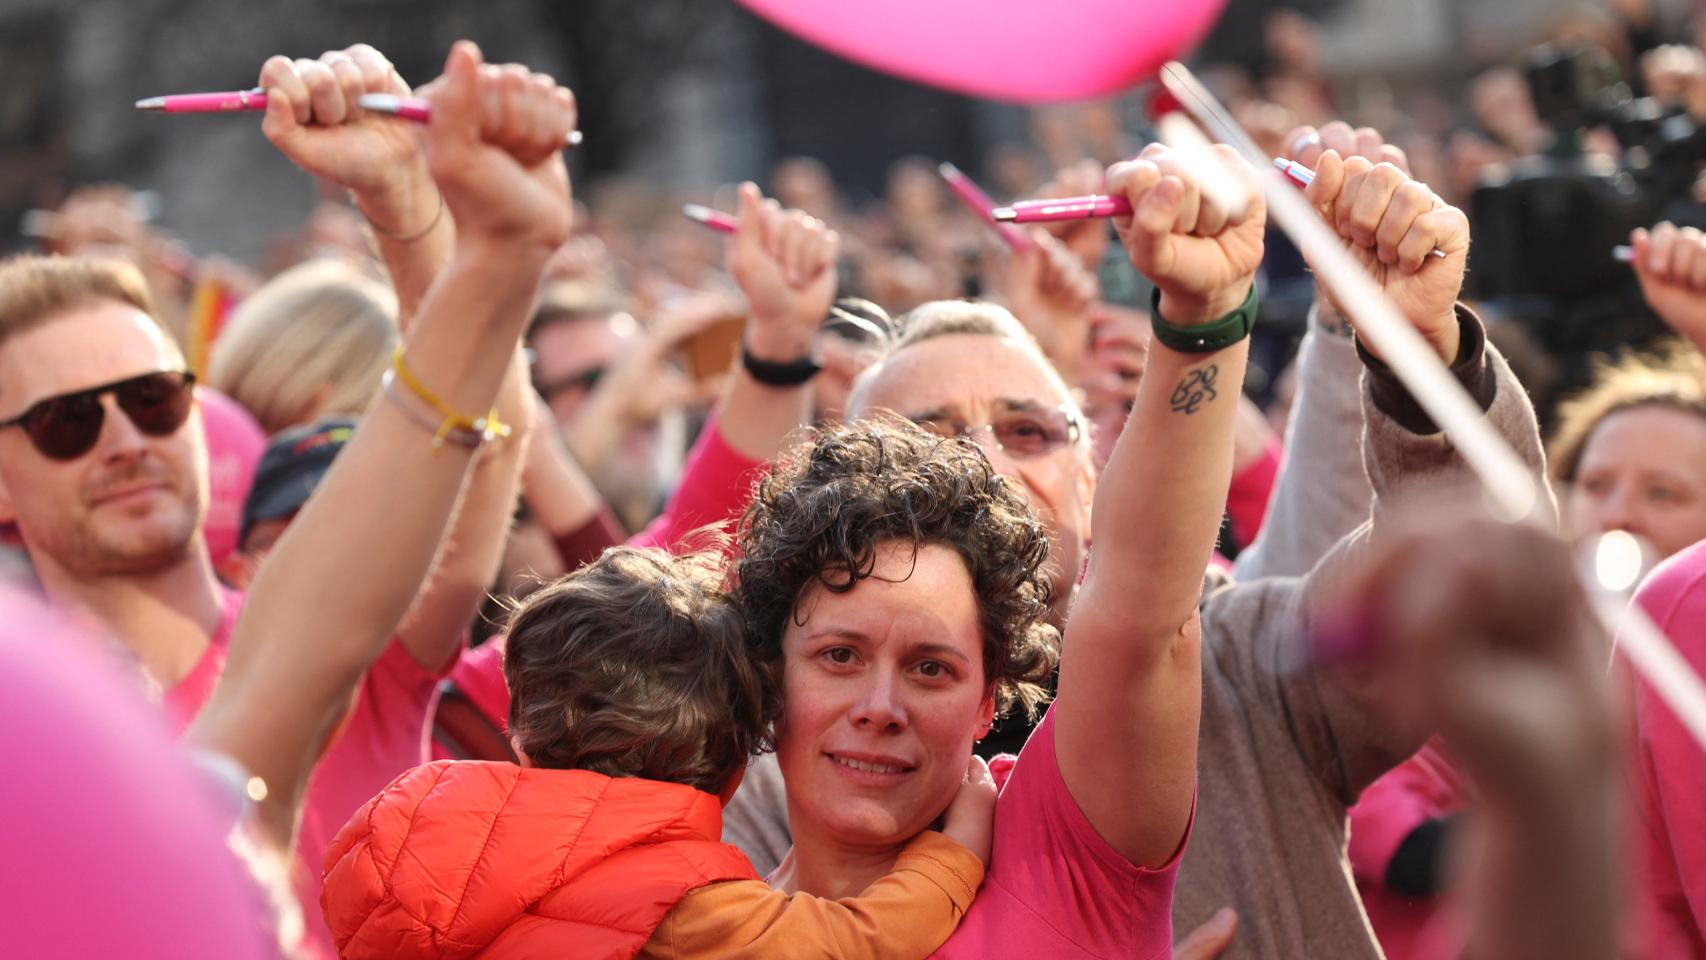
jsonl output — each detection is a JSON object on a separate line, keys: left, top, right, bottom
{"left": 650, "top": 142, "right": 1268, "bottom": 957}
{"left": 1629, "top": 538, "right": 1706, "bottom": 956}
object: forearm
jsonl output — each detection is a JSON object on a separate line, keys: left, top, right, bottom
{"left": 1233, "top": 304, "right": 1370, "bottom": 581}
{"left": 649, "top": 832, "right": 980, "bottom": 960}
{"left": 562, "top": 387, "right": 633, "bottom": 478}
{"left": 523, "top": 418, "right": 606, "bottom": 537}
{"left": 1079, "top": 335, "right": 1250, "bottom": 642}
{"left": 718, "top": 368, "right": 814, "bottom": 462}
{"left": 395, "top": 355, "right": 532, "bottom": 671}
{"left": 190, "top": 246, "right": 545, "bottom": 843}
{"left": 1059, "top": 327, "right": 1248, "bottom": 866}
{"left": 354, "top": 162, "right": 455, "bottom": 327}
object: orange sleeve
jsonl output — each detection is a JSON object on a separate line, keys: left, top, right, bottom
{"left": 639, "top": 831, "right": 984, "bottom": 960}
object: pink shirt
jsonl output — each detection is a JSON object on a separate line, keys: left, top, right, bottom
{"left": 932, "top": 706, "right": 1184, "bottom": 959}
{"left": 1630, "top": 541, "right": 1706, "bottom": 957}
{"left": 1348, "top": 741, "right": 1466, "bottom": 960}
{"left": 1225, "top": 436, "right": 1281, "bottom": 550}
{"left": 166, "top": 587, "right": 445, "bottom": 959}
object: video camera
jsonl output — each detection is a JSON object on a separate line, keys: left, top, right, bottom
{"left": 1468, "top": 44, "right": 1706, "bottom": 351}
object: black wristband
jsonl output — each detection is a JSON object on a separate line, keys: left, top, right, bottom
{"left": 742, "top": 344, "right": 821, "bottom": 386}
{"left": 1149, "top": 283, "right": 1258, "bottom": 353}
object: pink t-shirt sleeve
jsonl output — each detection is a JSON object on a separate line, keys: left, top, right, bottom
{"left": 1347, "top": 741, "right": 1464, "bottom": 884}
{"left": 631, "top": 409, "right": 765, "bottom": 554}
{"left": 933, "top": 706, "right": 1183, "bottom": 959}
{"left": 1224, "top": 436, "right": 1281, "bottom": 550}
{"left": 1630, "top": 542, "right": 1706, "bottom": 954}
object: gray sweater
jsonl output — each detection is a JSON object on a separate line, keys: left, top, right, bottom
{"left": 1177, "top": 308, "right": 1551, "bottom": 960}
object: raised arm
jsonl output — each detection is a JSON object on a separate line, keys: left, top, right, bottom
{"left": 260, "top": 44, "right": 535, "bottom": 672}
{"left": 1058, "top": 144, "right": 1264, "bottom": 867}
{"left": 1233, "top": 121, "right": 1413, "bottom": 580}
{"left": 191, "top": 42, "right": 576, "bottom": 845}
{"left": 719, "top": 181, "right": 841, "bottom": 460}
{"left": 1202, "top": 151, "right": 1554, "bottom": 804}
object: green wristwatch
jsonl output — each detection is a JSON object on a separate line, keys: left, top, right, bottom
{"left": 1149, "top": 283, "right": 1258, "bottom": 353}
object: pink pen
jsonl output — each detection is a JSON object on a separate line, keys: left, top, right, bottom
{"left": 939, "top": 162, "right": 1032, "bottom": 251}
{"left": 683, "top": 204, "right": 737, "bottom": 235}
{"left": 991, "top": 195, "right": 1132, "bottom": 225}
{"left": 1272, "top": 157, "right": 1315, "bottom": 187}
{"left": 358, "top": 93, "right": 583, "bottom": 147}
{"left": 134, "top": 88, "right": 268, "bottom": 113}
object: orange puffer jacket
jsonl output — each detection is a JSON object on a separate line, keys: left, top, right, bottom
{"left": 321, "top": 761, "right": 757, "bottom": 960}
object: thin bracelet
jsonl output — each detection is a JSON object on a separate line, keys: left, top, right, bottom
{"left": 387, "top": 347, "right": 511, "bottom": 451}
{"left": 360, "top": 190, "right": 445, "bottom": 243}
{"left": 380, "top": 371, "right": 485, "bottom": 450}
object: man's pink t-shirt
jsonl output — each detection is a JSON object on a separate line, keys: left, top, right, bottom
{"left": 1630, "top": 541, "right": 1706, "bottom": 957}
{"left": 931, "top": 706, "right": 1184, "bottom": 959}
{"left": 164, "top": 587, "right": 445, "bottom": 959}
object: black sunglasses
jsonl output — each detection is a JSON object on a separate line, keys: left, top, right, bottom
{"left": 0, "top": 370, "right": 197, "bottom": 461}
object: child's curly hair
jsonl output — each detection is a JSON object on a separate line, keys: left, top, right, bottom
{"left": 503, "top": 547, "right": 777, "bottom": 795}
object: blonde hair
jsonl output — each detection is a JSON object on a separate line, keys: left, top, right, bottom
{"left": 0, "top": 254, "right": 156, "bottom": 344}
{"left": 207, "top": 259, "right": 397, "bottom": 434}
{"left": 1548, "top": 339, "right": 1706, "bottom": 485}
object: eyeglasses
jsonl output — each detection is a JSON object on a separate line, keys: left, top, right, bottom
{"left": 911, "top": 404, "right": 1082, "bottom": 459}
{"left": 0, "top": 371, "right": 196, "bottom": 461}
{"left": 533, "top": 365, "right": 606, "bottom": 403}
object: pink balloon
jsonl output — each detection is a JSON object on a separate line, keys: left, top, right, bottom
{"left": 0, "top": 588, "right": 278, "bottom": 958}
{"left": 735, "top": 0, "right": 1227, "bottom": 103}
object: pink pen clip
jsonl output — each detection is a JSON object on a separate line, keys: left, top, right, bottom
{"left": 358, "top": 93, "right": 583, "bottom": 147}
{"left": 991, "top": 195, "right": 1132, "bottom": 225}
{"left": 939, "top": 162, "right": 1032, "bottom": 251}
{"left": 135, "top": 88, "right": 268, "bottom": 113}
{"left": 1271, "top": 157, "right": 1447, "bottom": 260}
{"left": 683, "top": 204, "right": 737, "bottom": 235}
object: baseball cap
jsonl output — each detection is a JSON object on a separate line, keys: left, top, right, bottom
{"left": 238, "top": 417, "right": 357, "bottom": 547}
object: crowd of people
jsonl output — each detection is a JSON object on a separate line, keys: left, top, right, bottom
{"left": 7, "top": 3, "right": 1706, "bottom": 958}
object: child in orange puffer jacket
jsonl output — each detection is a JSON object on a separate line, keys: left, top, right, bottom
{"left": 321, "top": 546, "right": 991, "bottom": 960}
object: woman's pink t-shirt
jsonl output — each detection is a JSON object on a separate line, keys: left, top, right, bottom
{"left": 1630, "top": 541, "right": 1706, "bottom": 957}
{"left": 931, "top": 705, "right": 1185, "bottom": 959}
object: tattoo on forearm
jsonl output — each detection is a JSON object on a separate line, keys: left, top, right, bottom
{"left": 1170, "top": 365, "right": 1219, "bottom": 415}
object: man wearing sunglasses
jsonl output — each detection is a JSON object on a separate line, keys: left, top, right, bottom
{"left": 0, "top": 257, "right": 214, "bottom": 711}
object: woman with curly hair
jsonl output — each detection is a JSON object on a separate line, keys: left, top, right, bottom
{"left": 645, "top": 143, "right": 1267, "bottom": 957}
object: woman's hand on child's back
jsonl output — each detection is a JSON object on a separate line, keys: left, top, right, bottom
{"left": 941, "top": 756, "right": 998, "bottom": 865}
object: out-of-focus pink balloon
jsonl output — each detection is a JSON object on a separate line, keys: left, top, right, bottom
{"left": 198, "top": 386, "right": 266, "bottom": 569}
{"left": 0, "top": 587, "right": 277, "bottom": 958}
{"left": 735, "top": 0, "right": 1227, "bottom": 103}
